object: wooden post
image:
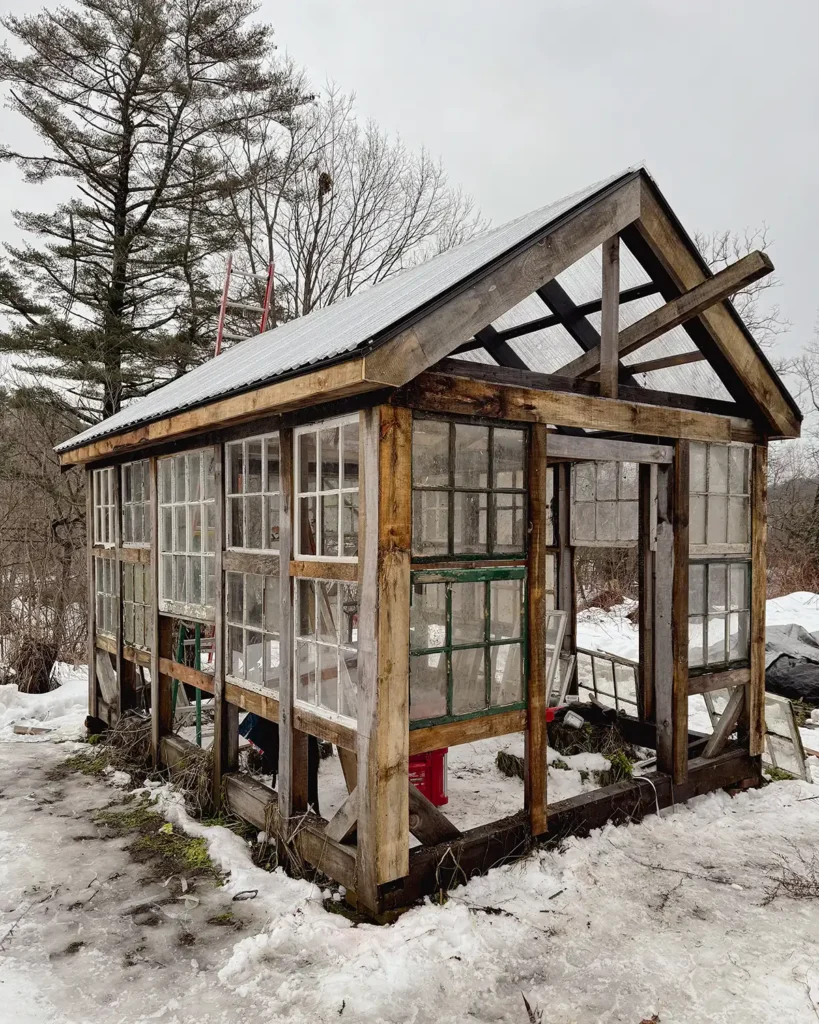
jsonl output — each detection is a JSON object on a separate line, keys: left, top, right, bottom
{"left": 748, "top": 443, "right": 768, "bottom": 756}
{"left": 671, "top": 440, "right": 690, "bottom": 783}
{"left": 149, "top": 457, "right": 164, "bottom": 765}
{"left": 113, "top": 463, "right": 123, "bottom": 725}
{"left": 599, "top": 235, "right": 620, "bottom": 399}
{"left": 277, "top": 427, "right": 308, "bottom": 818}
{"left": 85, "top": 468, "right": 98, "bottom": 723}
{"left": 556, "top": 463, "right": 576, "bottom": 670}
{"left": 212, "top": 444, "right": 238, "bottom": 800}
{"left": 638, "top": 464, "right": 655, "bottom": 721}
{"left": 525, "top": 423, "right": 549, "bottom": 834}
{"left": 356, "top": 405, "right": 412, "bottom": 909}
{"left": 654, "top": 465, "right": 673, "bottom": 773}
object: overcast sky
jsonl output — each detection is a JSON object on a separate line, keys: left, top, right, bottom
{"left": 264, "top": 0, "right": 819, "bottom": 360}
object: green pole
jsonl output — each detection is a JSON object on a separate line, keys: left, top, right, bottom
{"left": 171, "top": 623, "right": 186, "bottom": 720}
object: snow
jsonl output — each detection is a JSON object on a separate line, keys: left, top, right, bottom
{"left": 0, "top": 662, "right": 88, "bottom": 742}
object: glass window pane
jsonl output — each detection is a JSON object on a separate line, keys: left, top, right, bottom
{"left": 174, "top": 555, "right": 186, "bottom": 602}
{"left": 410, "top": 582, "right": 447, "bottom": 651}
{"left": 728, "top": 611, "right": 750, "bottom": 661}
{"left": 174, "top": 455, "right": 187, "bottom": 502}
{"left": 227, "top": 572, "right": 243, "bottom": 624}
{"left": 161, "top": 554, "right": 173, "bottom": 600}
{"left": 159, "top": 458, "right": 173, "bottom": 504}
{"left": 709, "top": 445, "right": 729, "bottom": 493}
{"left": 412, "top": 419, "right": 450, "bottom": 488}
{"left": 490, "top": 645, "right": 523, "bottom": 707}
{"left": 690, "top": 442, "right": 707, "bottom": 493}
{"left": 690, "top": 494, "right": 706, "bottom": 546}
{"left": 299, "top": 431, "right": 317, "bottom": 493}
{"left": 205, "top": 503, "right": 215, "bottom": 553}
{"left": 342, "top": 493, "right": 359, "bottom": 558}
{"left": 264, "top": 575, "right": 279, "bottom": 633}
{"left": 340, "top": 584, "right": 358, "bottom": 646}
{"left": 339, "top": 649, "right": 358, "bottom": 719}
{"left": 618, "top": 501, "right": 638, "bottom": 542}
{"left": 454, "top": 424, "right": 489, "bottom": 488}
{"left": 265, "top": 435, "right": 280, "bottom": 494}
{"left": 594, "top": 656, "right": 615, "bottom": 696}
{"left": 412, "top": 490, "right": 448, "bottom": 557}
{"left": 619, "top": 463, "right": 638, "bottom": 500}
{"left": 247, "top": 441, "right": 263, "bottom": 493}
{"left": 246, "top": 493, "right": 263, "bottom": 550}
{"left": 122, "top": 464, "right": 132, "bottom": 505}
{"left": 189, "top": 556, "right": 202, "bottom": 606}
{"left": 730, "top": 563, "right": 749, "bottom": 611}
{"left": 573, "top": 502, "right": 595, "bottom": 543}
{"left": 134, "top": 564, "right": 145, "bottom": 604}
{"left": 451, "top": 581, "right": 485, "bottom": 645}
{"left": 228, "top": 443, "right": 243, "bottom": 495}
{"left": 596, "top": 501, "right": 618, "bottom": 542}
{"left": 246, "top": 574, "right": 264, "bottom": 630}
{"left": 190, "top": 504, "right": 202, "bottom": 552}
{"left": 707, "top": 495, "right": 728, "bottom": 545}
{"left": 494, "top": 493, "right": 525, "bottom": 554}
{"left": 729, "top": 446, "right": 749, "bottom": 494}
{"left": 317, "top": 581, "right": 339, "bottom": 643}
{"left": 728, "top": 496, "right": 750, "bottom": 546}
{"left": 296, "top": 640, "right": 316, "bottom": 705}
{"left": 264, "top": 636, "right": 280, "bottom": 689}
{"left": 246, "top": 631, "right": 263, "bottom": 684}
{"left": 203, "top": 450, "right": 216, "bottom": 502}
{"left": 320, "top": 494, "right": 339, "bottom": 557}
{"left": 574, "top": 462, "right": 596, "bottom": 502}
{"left": 708, "top": 563, "right": 728, "bottom": 612}
{"left": 342, "top": 421, "right": 359, "bottom": 489}
{"left": 161, "top": 507, "right": 173, "bottom": 551}
{"left": 689, "top": 616, "right": 705, "bottom": 667}
{"left": 451, "top": 648, "right": 486, "bottom": 715}
{"left": 493, "top": 428, "right": 525, "bottom": 489}
{"left": 318, "top": 645, "right": 339, "bottom": 714}
{"left": 490, "top": 579, "right": 522, "bottom": 640}
{"left": 706, "top": 615, "right": 727, "bottom": 665}
{"left": 175, "top": 506, "right": 187, "bottom": 551}
{"left": 188, "top": 454, "right": 202, "bottom": 502}
{"left": 297, "top": 579, "right": 315, "bottom": 638}
{"left": 266, "top": 494, "right": 280, "bottom": 549}
{"left": 410, "top": 653, "right": 448, "bottom": 721}
{"left": 229, "top": 625, "right": 244, "bottom": 678}
{"left": 320, "top": 427, "right": 340, "bottom": 491}
{"left": 597, "top": 462, "right": 617, "bottom": 501}
{"left": 453, "top": 491, "right": 487, "bottom": 555}
{"left": 123, "top": 563, "right": 134, "bottom": 603}
{"left": 299, "top": 496, "right": 317, "bottom": 555}
{"left": 689, "top": 563, "right": 706, "bottom": 615}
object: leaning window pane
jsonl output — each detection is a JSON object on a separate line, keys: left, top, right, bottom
{"left": 728, "top": 611, "right": 750, "bottom": 661}
{"left": 246, "top": 574, "right": 264, "bottom": 630}
{"left": 342, "top": 421, "right": 359, "bottom": 489}
{"left": 490, "top": 644, "right": 523, "bottom": 707}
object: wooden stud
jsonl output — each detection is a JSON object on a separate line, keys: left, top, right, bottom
{"left": 277, "top": 427, "right": 309, "bottom": 818}
{"left": 159, "top": 658, "right": 216, "bottom": 695}
{"left": 748, "top": 443, "right": 768, "bottom": 755}
{"left": 289, "top": 559, "right": 358, "bottom": 582}
{"left": 525, "top": 423, "right": 549, "bottom": 835}
{"left": 148, "top": 458, "right": 163, "bottom": 764}
{"left": 654, "top": 465, "right": 674, "bottom": 773}
{"left": 223, "top": 551, "right": 280, "bottom": 575}
{"left": 112, "top": 463, "right": 124, "bottom": 725}
{"left": 638, "top": 464, "right": 655, "bottom": 721}
{"left": 85, "top": 468, "right": 98, "bottom": 722}
{"left": 409, "top": 708, "right": 527, "bottom": 756}
{"left": 211, "top": 444, "right": 238, "bottom": 800}
{"left": 154, "top": 615, "right": 175, "bottom": 764}
{"left": 671, "top": 440, "right": 690, "bottom": 784}
{"left": 599, "top": 235, "right": 620, "bottom": 398}
{"left": 556, "top": 463, "right": 576, "bottom": 676}
{"left": 356, "top": 405, "right": 412, "bottom": 904}
{"left": 689, "top": 667, "right": 750, "bottom": 695}
{"left": 546, "top": 435, "right": 672, "bottom": 464}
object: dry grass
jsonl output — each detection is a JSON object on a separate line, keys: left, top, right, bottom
{"left": 763, "top": 844, "right": 819, "bottom": 905}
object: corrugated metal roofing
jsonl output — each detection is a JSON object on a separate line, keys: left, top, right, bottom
{"left": 58, "top": 168, "right": 638, "bottom": 452}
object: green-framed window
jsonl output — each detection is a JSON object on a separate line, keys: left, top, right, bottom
{"left": 409, "top": 566, "right": 527, "bottom": 728}
{"left": 411, "top": 418, "right": 527, "bottom": 560}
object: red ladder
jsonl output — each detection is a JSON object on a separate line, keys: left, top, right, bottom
{"left": 214, "top": 253, "right": 275, "bottom": 357}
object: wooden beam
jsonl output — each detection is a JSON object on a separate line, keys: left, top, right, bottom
{"left": 654, "top": 465, "right": 673, "bottom": 772}
{"left": 634, "top": 181, "right": 799, "bottom": 439}
{"left": 325, "top": 788, "right": 359, "bottom": 843}
{"left": 154, "top": 616, "right": 174, "bottom": 766}
{"left": 289, "top": 559, "right": 358, "bottom": 582}
{"left": 638, "top": 464, "right": 655, "bottom": 721}
{"left": 671, "top": 441, "right": 690, "bottom": 784}
{"left": 293, "top": 706, "right": 357, "bottom": 751}
{"left": 223, "top": 551, "right": 279, "bottom": 575}
{"left": 409, "top": 708, "right": 527, "bottom": 755}
{"left": 546, "top": 434, "right": 672, "bottom": 464}
{"left": 599, "top": 236, "right": 620, "bottom": 398}
{"left": 212, "top": 444, "right": 238, "bottom": 800}
{"left": 408, "top": 784, "right": 461, "bottom": 844}
{"left": 159, "top": 658, "right": 216, "bottom": 695}
{"left": 362, "top": 177, "right": 642, "bottom": 387}
{"left": 399, "top": 369, "right": 741, "bottom": 444}
{"left": 59, "top": 359, "right": 377, "bottom": 467}
{"left": 525, "top": 422, "right": 549, "bottom": 835}
{"left": 338, "top": 747, "right": 358, "bottom": 791}
{"left": 225, "top": 681, "right": 279, "bottom": 723}
{"left": 558, "top": 250, "right": 774, "bottom": 379}
{"left": 688, "top": 667, "right": 750, "bottom": 696}
{"left": 612, "top": 351, "right": 705, "bottom": 378}
{"left": 556, "top": 463, "right": 577, "bottom": 673}
{"left": 85, "top": 469, "right": 98, "bottom": 722}
{"left": 356, "top": 405, "right": 412, "bottom": 901}
{"left": 703, "top": 684, "right": 746, "bottom": 758}
{"left": 748, "top": 444, "right": 768, "bottom": 755}
{"left": 112, "top": 464, "right": 124, "bottom": 725}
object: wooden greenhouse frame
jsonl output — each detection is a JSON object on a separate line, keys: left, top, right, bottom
{"left": 59, "top": 168, "right": 801, "bottom": 916}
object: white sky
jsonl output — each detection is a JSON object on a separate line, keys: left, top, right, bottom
{"left": 264, "top": 0, "right": 819, "bottom": 360}
{"left": 0, "top": 0, "right": 816, "bottom": 363}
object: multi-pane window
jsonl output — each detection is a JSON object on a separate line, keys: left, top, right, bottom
{"left": 92, "top": 467, "right": 116, "bottom": 546}
{"left": 690, "top": 442, "right": 751, "bottom": 552}
{"left": 409, "top": 567, "right": 526, "bottom": 726}
{"left": 94, "top": 557, "right": 117, "bottom": 636}
{"left": 123, "top": 561, "right": 152, "bottom": 650}
{"left": 158, "top": 449, "right": 217, "bottom": 617}
{"left": 295, "top": 417, "right": 359, "bottom": 560}
{"left": 226, "top": 572, "right": 280, "bottom": 690}
{"left": 226, "top": 434, "right": 280, "bottom": 551}
{"left": 294, "top": 579, "right": 359, "bottom": 719}
{"left": 571, "top": 461, "right": 638, "bottom": 547}
{"left": 688, "top": 560, "right": 750, "bottom": 668}
{"left": 412, "top": 419, "right": 527, "bottom": 559}
{"left": 121, "top": 460, "right": 150, "bottom": 546}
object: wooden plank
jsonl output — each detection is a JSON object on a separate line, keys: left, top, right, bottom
{"left": 159, "top": 657, "right": 216, "bottom": 695}
{"left": 688, "top": 667, "right": 750, "bottom": 696}
{"left": 223, "top": 551, "right": 280, "bottom": 575}
{"left": 556, "top": 463, "right": 576, "bottom": 675}
{"left": 671, "top": 440, "right": 690, "bottom": 784}
{"left": 122, "top": 644, "right": 152, "bottom": 667}
{"left": 546, "top": 434, "right": 672, "bottom": 464}
{"left": 293, "top": 706, "right": 357, "bottom": 751}
{"left": 599, "top": 235, "right": 620, "bottom": 398}
{"left": 525, "top": 422, "right": 549, "bottom": 835}
{"left": 325, "top": 788, "right": 359, "bottom": 843}
{"left": 148, "top": 458, "right": 162, "bottom": 764}
{"left": 408, "top": 784, "right": 461, "bottom": 844}
{"left": 560, "top": 251, "right": 774, "bottom": 379}
{"left": 119, "top": 546, "right": 150, "bottom": 565}
{"left": 611, "top": 351, "right": 705, "bottom": 377}
{"left": 277, "top": 427, "right": 308, "bottom": 818}
{"left": 638, "top": 464, "right": 655, "bottom": 721}
{"left": 95, "top": 651, "right": 118, "bottom": 707}
{"left": 212, "top": 444, "right": 238, "bottom": 800}
{"left": 703, "top": 684, "right": 746, "bottom": 758}
{"left": 400, "top": 370, "right": 738, "bottom": 444}
{"left": 86, "top": 469, "right": 98, "bottom": 722}
{"left": 409, "top": 708, "right": 526, "bottom": 755}
{"left": 112, "top": 463, "right": 123, "bottom": 725}
{"left": 357, "top": 405, "right": 412, "bottom": 903}
{"left": 748, "top": 443, "right": 768, "bottom": 755}
{"left": 91, "top": 545, "right": 117, "bottom": 559}
{"left": 338, "top": 747, "right": 358, "bottom": 791}
{"left": 95, "top": 634, "right": 117, "bottom": 656}
{"left": 362, "top": 177, "right": 642, "bottom": 387}
{"left": 59, "top": 359, "right": 377, "bottom": 467}
{"left": 225, "top": 680, "right": 280, "bottom": 723}
{"left": 634, "top": 181, "right": 799, "bottom": 439}
{"left": 654, "top": 465, "right": 674, "bottom": 772}
{"left": 154, "top": 616, "right": 174, "bottom": 765}
{"left": 289, "top": 559, "right": 358, "bottom": 582}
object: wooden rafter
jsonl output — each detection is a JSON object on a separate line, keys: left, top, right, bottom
{"left": 556, "top": 250, "right": 774, "bottom": 379}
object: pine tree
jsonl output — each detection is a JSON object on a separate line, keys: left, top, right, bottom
{"left": 0, "top": 0, "right": 309, "bottom": 423}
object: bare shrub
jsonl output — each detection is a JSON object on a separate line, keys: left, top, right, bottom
{"left": 763, "top": 844, "right": 819, "bottom": 905}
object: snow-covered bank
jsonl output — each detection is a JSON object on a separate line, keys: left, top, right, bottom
{"left": 0, "top": 662, "right": 87, "bottom": 741}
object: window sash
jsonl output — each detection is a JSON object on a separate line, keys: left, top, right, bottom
{"left": 226, "top": 433, "right": 281, "bottom": 553}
